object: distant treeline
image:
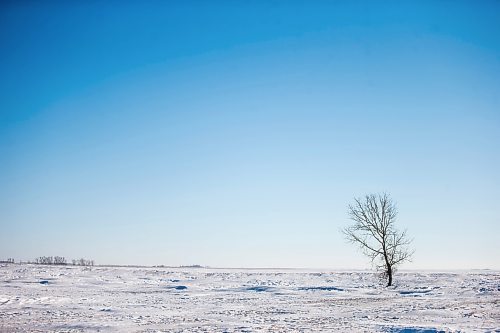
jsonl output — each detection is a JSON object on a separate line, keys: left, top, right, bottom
{"left": 29, "top": 256, "right": 95, "bottom": 266}
{"left": 0, "top": 258, "right": 15, "bottom": 264}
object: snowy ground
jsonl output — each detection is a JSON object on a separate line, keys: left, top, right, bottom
{"left": 0, "top": 264, "right": 498, "bottom": 332}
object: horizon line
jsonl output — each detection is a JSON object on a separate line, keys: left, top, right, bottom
{"left": 3, "top": 262, "right": 498, "bottom": 272}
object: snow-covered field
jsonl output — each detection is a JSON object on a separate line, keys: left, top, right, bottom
{"left": 0, "top": 264, "right": 498, "bottom": 332}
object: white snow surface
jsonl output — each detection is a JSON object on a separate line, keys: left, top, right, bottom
{"left": 0, "top": 264, "right": 498, "bottom": 332}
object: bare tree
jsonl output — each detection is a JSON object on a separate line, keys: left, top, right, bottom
{"left": 73, "top": 258, "right": 95, "bottom": 266}
{"left": 35, "top": 256, "right": 54, "bottom": 265}
{"left": 343, "top": 193, "right": 413, "bottom": 286}
{"left": 54, "top": 256, "right": 66, "bottom": 265}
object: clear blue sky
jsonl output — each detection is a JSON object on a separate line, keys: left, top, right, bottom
{"left": 1, "top": 1, "right": 499, "bottom": 269}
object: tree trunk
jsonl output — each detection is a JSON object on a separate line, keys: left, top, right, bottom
{"left": 383, "top": 246, "right": 392, "bottom": 287}
{"left": 387, "top": 266, "right": 393, "bottom": 287}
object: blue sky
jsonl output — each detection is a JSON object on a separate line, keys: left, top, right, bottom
{"left": 1, "top": 1, "right": 499, "bottom": 269}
